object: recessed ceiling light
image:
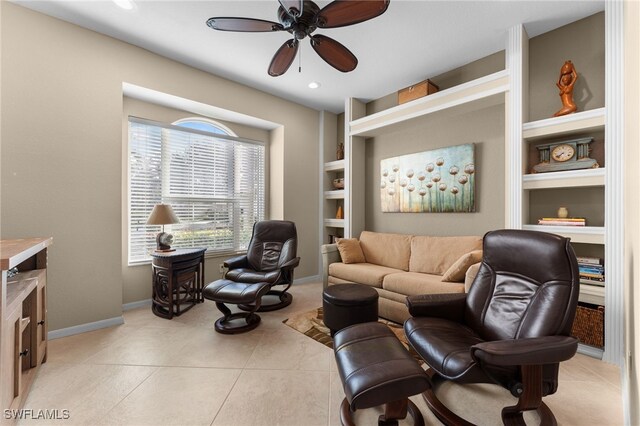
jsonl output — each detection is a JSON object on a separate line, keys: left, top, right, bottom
{"left": 113, "top": 0, "right": 135, "bottom": 10}
{"left": 308, "top": 81, "right": 321, "bottom": 89}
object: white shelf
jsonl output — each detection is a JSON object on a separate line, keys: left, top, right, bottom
{"left": 522, "top": 108, "right": 605, "bottom": 140}
{"left": 522, "top": 168, "right": 605, "bottom": 190}
{"left": 324, "top": 160, "right": 345, "bottom": 172}
{"left": 577, "top": 343, "right": 603, "bottom": 359}
{"left": 522, "top": 224, "right": 605, "bottom": 244}
{"left": 579, "top": 282, "right": 605, "bottom": 305}
{"left": 324, "top": 190, "right": 345, "bottom": 200}
{"left": 349, "top": 70, "right": 509, "bottom": 137}
{"left": 324, "top": 219, "right": 345, "bottom": 228}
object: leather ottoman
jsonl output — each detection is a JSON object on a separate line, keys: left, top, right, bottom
{"left": 334, "top": 322, "right": 429, "bottom": 425}
{"left": 323, "top": 283, "right": 379, "bottom": 336}
{"left": 203, "top": 279, "right": 270, "bottom": 334}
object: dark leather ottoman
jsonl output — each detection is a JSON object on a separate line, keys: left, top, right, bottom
{"left": 334, "top": 322, "right": 429, "bottom": 426}
{"left": 323, "top": 283, "right": 379, "bottom": 336}
{"left": 203, "top": 279, "right": 270, "bottom": 334}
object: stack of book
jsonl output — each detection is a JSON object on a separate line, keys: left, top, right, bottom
{"left": 578, "top": 256, "right": 604, "bottom": 285}
{"left": 537, "top": 217, "right": 586, "bottom": 226}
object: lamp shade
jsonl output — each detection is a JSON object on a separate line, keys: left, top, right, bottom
{"left": 146, "top": 204, "right": 179, "bottom": 225}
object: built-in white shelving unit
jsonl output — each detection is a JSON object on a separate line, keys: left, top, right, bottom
{"left": 522, "top": 225, "right": 605, "bottom": 244}
{"left": 522, "top": 107, "right": 605, "bottom": 140}
{"left": 321, "top": 113, "right": 346, "bottom": 243}
{"left": 350, "top": 71, "right": 509, "bottom": 138}
{"left": 324, "top": 190, "right": 345, "bottom": 200}
{"left": 522, "top": 168, "right": 605, "bottom": 190}
{"left": 579, "top": 282, "right": 605, "bottom": 305}
{"left": 505, "top": 7, "right": 623, "bottom": 363}
{"left": 324, "top": 219, "right": 345, "bottom": 228}
{"left": 324, "top": 159, "right": 345, "bottom": 172}
{"left": 325, "top": 6, "right": 622, "bottom": 366}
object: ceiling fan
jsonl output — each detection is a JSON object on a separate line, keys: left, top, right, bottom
{"left": 206, "top": 0, "right": 390, "bottom": 77}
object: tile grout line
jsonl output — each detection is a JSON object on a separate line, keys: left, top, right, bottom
{"left": 94, "top": 365, "right": 160, "bottom": 424}
{"left": 208, "top": 316, "right": 267, "bottom": 426}
{"left": 209, "top": 369, "right": 244, "bottom": 426}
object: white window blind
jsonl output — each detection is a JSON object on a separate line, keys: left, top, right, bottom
{"left": 128, "top": 117, "right": 265, "bottom": 264}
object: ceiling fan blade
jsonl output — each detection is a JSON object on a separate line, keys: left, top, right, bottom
{"left": 278, "top": 0, "right": 303, "bottom": 17}
{"left": 311, "top": 35, "right": 357, "bottom": 73}
{"left": 317, "top": 0, "right": 390, "bottom": 29}
{"left": 206, "top": 17, "right": 283, "bottom": 32}
{"left": 268, "top": 39, "right": 299, "bottom": 77}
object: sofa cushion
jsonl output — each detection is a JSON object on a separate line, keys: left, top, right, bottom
{"left": 329, "top": 262, "right": 402, "bottom": 288}
{"left": 409, "top": 236, "right": 482, "bottom": 275}
{"left": 442, "top": 250, "right": 483, "bottom": 282}
{"left": 382, "top": 272, "right": 465, "bottom": 296}
{"left": 359, "top": 231, "right": 412, "bottom": 271}
{"left": 335, "top": 238, "right": 366, "bottom": 264}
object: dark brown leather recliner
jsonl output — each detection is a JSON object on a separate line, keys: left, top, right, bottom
{"left": 404, "top": 229, "right": 580, "bottom": 425}
{"left": 223, "top": 220, "right": 300, "bottom": 311}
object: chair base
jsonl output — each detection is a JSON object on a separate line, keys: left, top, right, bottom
{"left": 239, "top": 289, "right": 293, "bottom": 312}
{"left": 339, "top": 397, "right": 424, "bottom": 426}
{"left": 423, "top": 369, "right": 557, "bottom": 426}
{"left": 214, "top": 301, "right": 261, "bottom": 334}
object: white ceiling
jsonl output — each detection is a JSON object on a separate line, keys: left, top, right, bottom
{"left": 14, "top": 0, "right": 604, "bottom": 113}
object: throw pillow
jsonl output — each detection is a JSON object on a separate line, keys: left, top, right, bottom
{"left": 441, "top": 250, "right": 483, "bottom": 282}
{"left": 336, "top": 238, "right": 366, "bottom": 264}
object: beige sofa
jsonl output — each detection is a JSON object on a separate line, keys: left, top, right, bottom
{"left": 321, "top": 231, "right": 482, "bottom": 324}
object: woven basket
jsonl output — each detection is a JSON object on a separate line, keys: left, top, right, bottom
{"left": 571, "top": 304, "right": 605, "bottom": 348}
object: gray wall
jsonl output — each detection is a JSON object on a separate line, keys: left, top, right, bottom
{"left": 529, "top": 12, "right": 605, "bottom": 121}
{"left": 364, "top": 104, "right": 505, "bottom": 236}
{"left": 1, "top": 3, "right": 320, "bottom": 331}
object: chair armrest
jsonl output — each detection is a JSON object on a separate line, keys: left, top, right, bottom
{"left": 321, "top": 244, "right": 342, "bottom": 289}
{"left": 224, "top": 255, "right": 249, "bottom": 270}
{"left": 405, "top": 293, "right": 467, "bottom": 321}
{"left": 281, "top": 257, "right": 300, "bottom": 269}
{"left": 471, "top": 336, "right": 578, "bottom": 366}
{"left": 464, "top": 262, "right": 482, "bottom": 292}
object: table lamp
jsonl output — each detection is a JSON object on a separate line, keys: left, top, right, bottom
{"left": 146, "top": 203, "right": 179, "bottom": 252}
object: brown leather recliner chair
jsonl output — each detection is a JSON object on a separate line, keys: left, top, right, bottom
{"left": 404, "top": 229, "right": 580, "bottom": 425}
{"left": 223, "top": 220, "right": 300, "bottom": 311}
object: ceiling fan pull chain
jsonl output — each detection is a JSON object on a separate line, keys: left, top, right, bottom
{"left": 299, "top": 45, "right": 302, "bottom": 73}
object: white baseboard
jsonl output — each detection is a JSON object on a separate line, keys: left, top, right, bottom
{"left": 123, "top": 298, "right": 152, "bottom": 311}
{"left": 294, "top": 274, "right": 321, "bottom": 285}
{"left": 48, "top": 316, "right": 124, "bottom": 340}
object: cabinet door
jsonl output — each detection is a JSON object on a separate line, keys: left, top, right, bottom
{"left": 36, "top": 275, "right": 47, "bottom": 364}
{"left": 1, "top": 307, "right": 22, "bottom": 410}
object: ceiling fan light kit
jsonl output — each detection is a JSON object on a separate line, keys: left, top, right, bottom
{"left": 206, "top": 0, "right": 390, "bottom": 77}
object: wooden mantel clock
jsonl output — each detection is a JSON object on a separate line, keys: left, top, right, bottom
{"left": 532, "top": 137, "right": 599, "bottom": 173}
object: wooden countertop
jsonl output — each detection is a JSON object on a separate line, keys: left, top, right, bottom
{"left": 1, "top": 237, "right": 53, "bottom": 270}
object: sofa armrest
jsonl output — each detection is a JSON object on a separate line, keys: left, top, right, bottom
{"left": 464, "top": 262, "right": 482, "bottom": 292}
{"left": 321, "top": 244, "right": 342, "bottom": 289}
{"left": 405, "top": 293, "right": 467, "bottom": 321}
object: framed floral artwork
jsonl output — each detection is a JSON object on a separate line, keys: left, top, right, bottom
{"left": 380, "top": 143, "right": 475, "bottom": 213}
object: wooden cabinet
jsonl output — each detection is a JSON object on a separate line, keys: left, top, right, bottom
{"left": 0, "top": 238, "right": 52, "bottom": 417}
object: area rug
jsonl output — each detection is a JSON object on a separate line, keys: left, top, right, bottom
{"left": 283, "top": 307, "right": 423, "bottom": 364}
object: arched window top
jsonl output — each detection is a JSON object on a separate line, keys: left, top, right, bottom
{"left": 173, "top": 117, "right": 237, "bottom": 137}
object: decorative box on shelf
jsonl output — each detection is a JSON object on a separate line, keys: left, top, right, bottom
{"left": 398, "top": 79, "right": 439, "bottom": 105}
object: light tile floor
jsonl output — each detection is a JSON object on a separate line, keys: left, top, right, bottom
{"left": 21, "top": 282, "right": 623, "bottom": 425}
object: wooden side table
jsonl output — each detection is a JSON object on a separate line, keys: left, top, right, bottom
{"left": 151, "top": 248, "right": 206, "bottom": 319}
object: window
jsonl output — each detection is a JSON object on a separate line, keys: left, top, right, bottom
{"left": 128, "top": 117, "right": 265, "bottom": 264}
